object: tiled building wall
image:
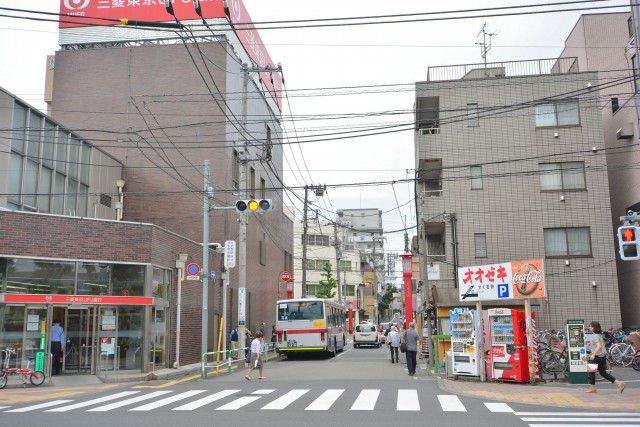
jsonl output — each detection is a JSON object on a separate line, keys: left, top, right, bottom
{"left": 417, "top": 72, "right": 621, "bottom": 330}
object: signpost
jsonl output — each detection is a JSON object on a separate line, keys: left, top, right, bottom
{"left": 225, "top": 240, "right": 236, "bottom": 269}
{"left": 186, "top": 263, "right": 200, "bottom": 281}
{"left": 280, "top": 270, "right": 293, "bottom": 299}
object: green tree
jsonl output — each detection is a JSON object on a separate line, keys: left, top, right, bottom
{"left": 377, "top": 284, "right": 396, "bottom": 313}
{"left": 316, "top": 262, "right": 337, "bottom": 299}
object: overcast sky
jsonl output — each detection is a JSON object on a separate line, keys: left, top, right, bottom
{"left": 0, "top": 0, "right": 631, "bottom": 260}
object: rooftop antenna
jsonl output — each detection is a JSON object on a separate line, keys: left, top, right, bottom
{"left": 475, "top": 22, "right": 498, "bottom": 68}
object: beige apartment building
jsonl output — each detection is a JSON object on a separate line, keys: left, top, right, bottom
{"left": 560, "top": 12, "right": 640, "bottom": 327}
{"left": 415, "top": 58, "right": 621, "bottom": 330}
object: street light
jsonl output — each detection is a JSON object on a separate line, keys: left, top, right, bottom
{"left": 402, "top": 251, "right": 414, "bottom": 325}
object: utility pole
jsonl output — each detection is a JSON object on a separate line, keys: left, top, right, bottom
{"left": 334, "top": 222, "right": 342, "bottom": 304}
{"left": 201, "top": 160, "right": 211, "bottom": 356}
{"left": 301, "top": 184, "right": 325, "bottom": 298}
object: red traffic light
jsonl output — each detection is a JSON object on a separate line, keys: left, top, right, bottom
{"left": 623, "top": 227, "right": 636, "bottom": 242}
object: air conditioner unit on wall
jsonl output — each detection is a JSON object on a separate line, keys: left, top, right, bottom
{"left": 616, "top": 127, "right": 633, "bottom": 140}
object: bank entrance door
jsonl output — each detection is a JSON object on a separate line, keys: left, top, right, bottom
{"left": 55, "top": 306, "right": 96, "bottom": 374}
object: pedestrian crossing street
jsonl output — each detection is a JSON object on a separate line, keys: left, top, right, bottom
{"left": 2, "top": 388, "right": 507, "bottom": 413}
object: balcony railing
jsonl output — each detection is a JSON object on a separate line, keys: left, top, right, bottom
{"left": 427, "top": 57, "right": 579, "bottom": 82}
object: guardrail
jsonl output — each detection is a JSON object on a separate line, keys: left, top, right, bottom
{"left": 201, "top": 342, "right": 277, "bottom": 380}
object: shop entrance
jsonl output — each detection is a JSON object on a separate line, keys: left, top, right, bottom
{"left": 52, "top": 305, "right": 96, "bottom": 374}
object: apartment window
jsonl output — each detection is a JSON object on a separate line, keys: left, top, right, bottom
{"left": 474, "top": 233, "right": 487, "bottom": 258}
{"left": 259, "top": 239, "right": 266, "bottom": 266}
{"left": 470, "top": 165, "right": 483, "bottom": 190}
{"left": 544, "top": 227, "right": 591, "bottom": 257}
{"left": 260, "top": 178, "right": 266, "bottom": 199}
{"left": 628, "top": 16, "right": 634, "bottom": 38}
{"left": 467, "top": 103, "right": 479, "bottom": 127}
{"left": 539, "top": 162, "right": 585, "bottom": 191}
{"left": 249, "top": 167, "right": 256, "bottom": 198}
{"left": 306, "top": 234, "right": 330, "bottom": 246}
{"left": 339, "top": 260, "right": 352, "bottom": 271}
{"left": 633, "top": 55, "right": 640, "bottom": 93}
{"left": 416, "top": 96, "right": 440, "bottom": 130}
{"left": 306, "top": 284, "right": 319, "bottom": 296}
{"left": 307, "top": 259, "right": 330, "bottom": 270}
{"left": 611, "top": 97, "right": 620, "bottom": 114}
{"left": 535, "top": 100, "right": 579, "bottom": 127}
{"left": 232, "top": 149, "right": 239, "bottom": 190}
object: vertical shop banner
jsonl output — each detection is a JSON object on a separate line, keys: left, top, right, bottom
{"left": 458, "top": 259, "right": 545, "bottom": 301}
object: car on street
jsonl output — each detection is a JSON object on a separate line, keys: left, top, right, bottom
{"left": 353, "top": 323, "right": 380, "bottom": 348}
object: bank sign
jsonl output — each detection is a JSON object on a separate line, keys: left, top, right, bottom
{"left": 458, "top": 258, "right": 546, "bottom": 302}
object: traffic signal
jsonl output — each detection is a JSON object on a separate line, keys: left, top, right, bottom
{"left": 618, "top": 225, "right": 640, "bottom": 260}
{"left": 235, "top": 199, "right": 273, "bottom": 213}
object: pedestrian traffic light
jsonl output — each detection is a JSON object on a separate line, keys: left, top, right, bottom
{"left": 618, "top": 225, "right": 640, "bottom": 260}
{"left": 235, "top": 199, "right": 273, "bottom": 213}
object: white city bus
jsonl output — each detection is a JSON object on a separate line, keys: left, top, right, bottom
{"left": 275, "top": 298, "right": 346, "bottom": 357}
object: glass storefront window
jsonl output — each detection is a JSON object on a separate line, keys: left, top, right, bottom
{"left": 112, "top": 264, "right": 145, "bottom": 296}
{"left": 152, "top": 267, "right": 171, "bottom": 299}
{"left": 116, "top": 306, "right": 143, "bottom": 370}
{"left": 77, "top": 262, "right": 111, "bottom": 295}
{"left": 6, "top": 259, "right": 75, "bottom": 295}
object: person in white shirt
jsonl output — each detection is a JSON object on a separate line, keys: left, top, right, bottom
{"left": 245, "top": 332, "right": 264, "bottom": 380}
{"left": 386, "top": 325, "right": 400, "bottom": 363}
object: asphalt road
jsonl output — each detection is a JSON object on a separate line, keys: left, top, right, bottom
{"left": 1, "top": 343, "right": 638, "bottom": 427}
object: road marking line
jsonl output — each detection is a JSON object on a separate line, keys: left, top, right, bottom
{"left": 527, "top": 424, "right": 640, "bottom": 427}
{"left": 517, "top": 412, "right": 640, "bottom": 416}
{"left": 129, "top": 390, "right": 207, "bottom": 411}
{"left": 350, "top": 389, "right": 380, "bottom": 411}
{"left": 46, "top": 392, "right": 139, "bottom": 412}
{"left": 485, "top": 402, "right": 514, "bottom": 413}
{"left": 88, "top": 391, "right": 172, "bottom": 411}
{"left": 173, "top": 390, "right": 240, "bottom": 411}
{"left": 437, "top": 395, "right": 467, "bottom": 412}
{"left": 5, "top": 400, "right": 74, "bottom": 413}
{"left": 261, "top": 389, "right": 310, "bottom": 410}
{"left": 252, "top": 389, "right": 275, "bottom": 395}
{"left": 522, "top": 418, "right": 640, "bottom": 422}
{"left": 215, "top": 396, "right": 261, "bottom": 410}
{"left": 306, "top": 389, "right": 344, "bottom": 410}
{"left": 397, "top": 389, "right": 420, "bottom": 411}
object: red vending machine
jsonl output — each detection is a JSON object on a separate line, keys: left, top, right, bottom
{"left": 488, "top": 308, "right": 533, "bottom": 383}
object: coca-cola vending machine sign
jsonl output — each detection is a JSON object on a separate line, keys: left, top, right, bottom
{"left": 457, "top": 258, "right": 545, "bottom": 301}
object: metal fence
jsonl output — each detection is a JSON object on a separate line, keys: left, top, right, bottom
{"left": 201, "top": 342, "right": 277, "bottom": 380}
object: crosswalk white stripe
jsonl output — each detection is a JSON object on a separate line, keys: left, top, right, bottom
{"left": 522, "top": 418, "right": 640, "bottom": 422}
{"left": 397, "top": 389, "right": 420, "bottom": 411}
{"left": 129, "top": 390, "right": 207, "bottom": 411}
{"left": 484, "top": 402, "right": 514, "bottom": 413}
{"left": 437, "top": 395, "right": 466, "bottom": 412}
{"left": 215, "top": 396, "right": 262, "bottom": 410}
{"left": 350, "top": 389, "right": 380, "bottom": 411}
{"left": 261, "top": 389, "right": 310, "bottom": 410}
{"left": 306, "top": 389, "right": 344, "bottom": 411}
{"left": 5, "top": 400, "right": 74, "bottom": 413}
{"left": 46, "top": 392, "right": 139, "bottom": 412}
{"left": 0, "top": 406, "right": 10, "bottom": 410}
{"left": 172, "top": 390, "right": 240, "bottom": 411}
{"left": 252, "top": 389, "right": 275, "bottom": 395}
{"left": 88, "top": 391, "right": 172, "bottom": 411}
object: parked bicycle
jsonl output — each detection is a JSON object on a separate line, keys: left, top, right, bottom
{"left": 0, "top": 347, "right": 46, "bottom": 389}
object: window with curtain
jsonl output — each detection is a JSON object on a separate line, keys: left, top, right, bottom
{"left": 467, "top": 103, "right": 479, "bottom": 127}
{"left": 474, "top": 233, "right": 487, "bottom": 258}
{"left": 470, "top": 165, "right": 483, "bottom": 190}
{"left": 544, "top": 227, "right": 591, "bottom": 257}
{"left": 539, "top": 162, "right": 585, "bottom": 191}
{"left": 535, "top": 100, "right": 579, "bottom": 127}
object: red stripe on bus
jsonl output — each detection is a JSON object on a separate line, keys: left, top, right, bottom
{"left": 277, "top": 328, "right": 328, "bottom": 334}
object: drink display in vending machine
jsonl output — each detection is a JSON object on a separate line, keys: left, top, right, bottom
{"left": 449, "top": 308, "right": 480, "bottom": 376}
{"left": 488, "top": 308, "right": 533, "bottom": 383}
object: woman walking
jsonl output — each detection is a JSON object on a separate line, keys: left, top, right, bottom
{"left": 386, "top": 325, "right": 400, "bottom": 363}
{"left": 585, "top": 321, "right": 625, "bottom": 393}
{"left": 245, "top": 332, "right": 265, "bottom": 380}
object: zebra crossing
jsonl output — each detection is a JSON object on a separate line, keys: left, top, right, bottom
{"left": 1, "top": 388, "right": 511, "bottom": 414}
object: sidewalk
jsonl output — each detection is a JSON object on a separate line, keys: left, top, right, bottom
{"left": 433, "top": 371, "right": 640, "bottom": 411}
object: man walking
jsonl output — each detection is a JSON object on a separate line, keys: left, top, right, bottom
{"left": 401, "top": 322, "right": 419, "bottom": 376}
{"left": 51, "top": 319, "right": 64, "bottom": 376}
{"left": 386, "top": 325, "right": 400, "bottom": 363}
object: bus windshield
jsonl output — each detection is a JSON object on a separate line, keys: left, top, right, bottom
{"left": 278, "top": 301, "right": 324, "bottom": 321}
